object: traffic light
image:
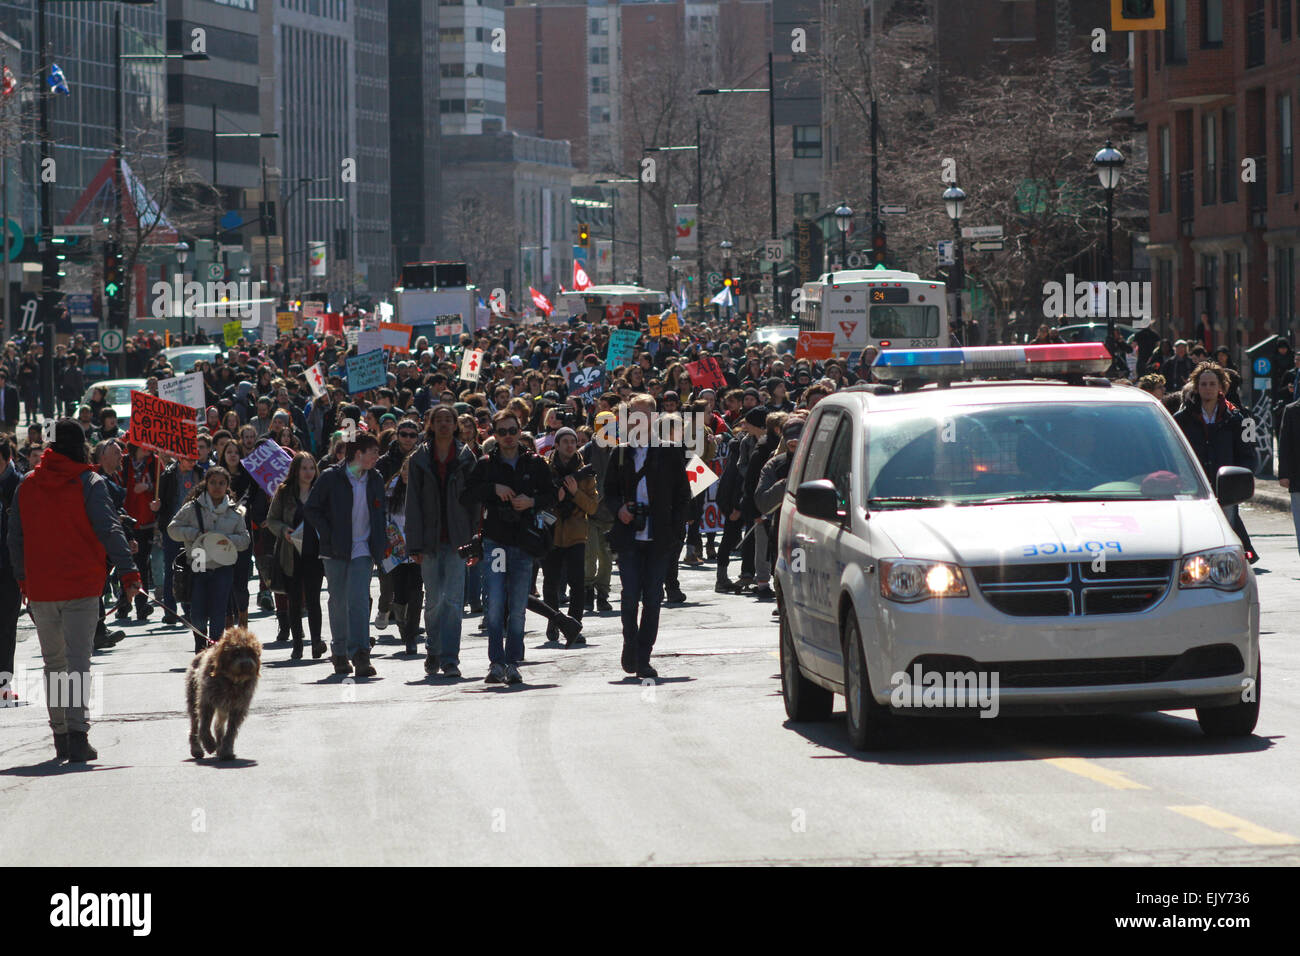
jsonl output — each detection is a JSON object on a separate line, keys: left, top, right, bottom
{"left": 1122, "top": 0, "right": 1154, "bottom": 17}
{"left": 104, "top": 243, "right": 127, "bottom": 329}
{"left": 871, "top": 230, "right": 887, "bottom": 266}
{"left": 578, "top": 223, "right": 590, "bottom": 248}
{"left": 1112, "top": 0, "right": 1164, "bottom": 30}
{"left": 722, "top": 270, "right": 735, "bottom": 291}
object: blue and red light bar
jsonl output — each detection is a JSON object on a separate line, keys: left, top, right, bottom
{"left": 871, "top": 343, "right": 1111, "bottom": 383}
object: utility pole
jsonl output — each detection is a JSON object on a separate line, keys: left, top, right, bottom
{"left": 696, "top": 116, "right": 703, "bottom": 314}
{"left": 870, "top": 97, "right": 879, "bottom": 269}
{"left": 767, "top": 51, "right": 778, "bottom": 320}
{"left": 38, "top": 0, "right": 58, "bottom": 422}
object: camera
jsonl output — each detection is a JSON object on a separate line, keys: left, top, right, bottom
{"left": 558, "top": 410, "right": 583, "bottom": 429}
{"left": 119, "top": 511, "right": 138, "bottom": 535}
{"left": 554, "top": 463, "right": 597, "bottom": 517}
{"left": 626, "top": 501, "right": 650, "bottom": 533}
{"left": 458, "top": 534, "right": 484, "bottom": 562}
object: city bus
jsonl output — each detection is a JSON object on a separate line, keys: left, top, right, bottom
{"left": 554, "top": 284, "right": 671, "bottom": 326}
{"left": 798, "top": 268, "right": 949, "bottom": 354}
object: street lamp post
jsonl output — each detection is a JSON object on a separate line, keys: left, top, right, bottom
{"left": 1093, "top": 139, "right": 1126, "bottom": 344}
{"left": 646, "top": 140, "right": 702, "bottom": 305}
{"left": 174, "top": 240, "right": 188, "bottom": 337}
{"left": 834, "top": 203, "right": 853, "bottom": 270}
{"left": 943, "top": 185, "right": 966, "bottom": 345}
{"left": 720, "top": 239, "right": 733, "bottom": 322}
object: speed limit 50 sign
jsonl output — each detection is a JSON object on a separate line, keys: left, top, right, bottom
{"left": 763, "top": 240, "right": 784, "bottom": 262}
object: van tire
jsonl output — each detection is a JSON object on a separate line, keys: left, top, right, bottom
{"left": 1196, "top": 654, "right": 1260, "bottom": 738}
{"left": 843, "top": 613, "right": 890, "bottom": 750}
{"left": 781, "top": 611, "right": 832, "bottom": 721}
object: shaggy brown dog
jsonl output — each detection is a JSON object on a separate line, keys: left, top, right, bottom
{"left": 186, "top": 626, "right": 261, "bottom": 761}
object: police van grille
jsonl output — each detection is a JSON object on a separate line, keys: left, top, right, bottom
{"left": 909, "top": 644, "right": 1244, "bottom": 687}
{"left": 972, "top": 560, "right": 1174, "bottom": 617}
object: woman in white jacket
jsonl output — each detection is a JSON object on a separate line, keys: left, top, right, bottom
{"left": 168, "top": 466, "right": 252, "bottom": 652}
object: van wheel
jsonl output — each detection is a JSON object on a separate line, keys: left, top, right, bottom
{"left": 842, "top": 614, "right": 890, "bottom": 750}
{"left": 1196, "top": 654, "right": 1260, "bottom": 738}
{"left": 781, "top": 610, "right": 832, "bottom": 721}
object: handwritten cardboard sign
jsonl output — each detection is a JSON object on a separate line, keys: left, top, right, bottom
{"left": 241, "top": 439, "right": 294, "bottom": 498}
{"left": 346, "top": 348, "right": 387, "bottom": 394}
{"left": 605, "top": 328, "right": 640, "bottom": 367}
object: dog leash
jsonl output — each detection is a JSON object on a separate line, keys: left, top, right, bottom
{"left": 137, "top": 591, "right": 216, "bottom": 646}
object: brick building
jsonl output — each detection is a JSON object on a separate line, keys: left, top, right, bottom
{"left": 1136, "top": 0, "right": 1300, "bottom": 356}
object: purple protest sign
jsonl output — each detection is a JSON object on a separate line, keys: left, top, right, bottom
{"left": 240, "top": 439, "right": 294, "bottom": 497}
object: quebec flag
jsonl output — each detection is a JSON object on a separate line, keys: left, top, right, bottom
{"left": 48, "top": 64, "right": 70, "bottom": 95}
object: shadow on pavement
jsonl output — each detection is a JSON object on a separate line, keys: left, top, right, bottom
{"left": 0, "top": 762, "right": 128, "bottom": 776}
{"left": 784, "top": 711, "right": 1277, "bottom": 764}
{"left": 188, "top": 757, "right": 258, "bottom": 768}
{"left": 606, "top": 676, "right": 696, "bottom": 686}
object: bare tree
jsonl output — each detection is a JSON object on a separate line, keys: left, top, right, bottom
{"left": 440, "top": 194, "right": 515, "bottom": 291}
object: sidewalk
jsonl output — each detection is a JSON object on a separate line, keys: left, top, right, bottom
{"left": 1251, "top": 476, "right": 1290, "bottom": 513}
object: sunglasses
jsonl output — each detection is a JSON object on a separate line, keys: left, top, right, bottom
{"left": 398, "top": 430, "right": 418, "bottom": 438}
{"left": 495, "top": 427, "right": 520, "bottom": 436}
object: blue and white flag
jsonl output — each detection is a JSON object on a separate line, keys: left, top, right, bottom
{"left": 710, "top": 286, "right": 734, "bottom": 308}
{"left": 48, "top": 64, "right": 70, "bottom": 95}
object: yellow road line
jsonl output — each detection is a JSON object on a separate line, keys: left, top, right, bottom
{"left": 1030, "top": 754, "right": 1150, "bottom": 790}
{"left": 1168, "top": 805, "right": 1299, "bottom": 845}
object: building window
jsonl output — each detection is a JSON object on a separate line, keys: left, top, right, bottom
{"left": 590, "top": 17, "right": 608, "bottom": 35}
{"left": 794, "top": 193, "right": 820, "bottom": 220}
{"left": 590, "top": 106, "right": 610, "bottom": 124}
{"left": 1280, "top": 93, "right": 1294, "bottom": 192}
{"left": 1247, "top": 0, "right": 1266, "bottom": 67}
{"left": 1222, "top": 107, "right": 1238, "bottom": 202}
{"left": 1158, "top": 259, "right": 1173, "bottom": 329}
{"left": 1285, "top": 0, "right": 1293, "bottom": 40}
{"left": 1203, "top": 112, "right": 1217, "bottom": 204}
{"left": 1201, "top": 253, "right": 1219, "bottom": 326}
{"left": 1278, "top": 247, "right": 1296, "bottom": 327}
{"left": 590, "top": 76, "right": 609, "bottom": 94}
{"left": 590, "top": 47, "right": 608, "bottom": 65}
{"left": 438, "top": 27, "right": 464, "bottom": 43}
{"left": 793, "top": 125, "right": 822, "bottom": 158}
{"left": 1166, "top": 0, "right": 1188, "bottom": 63}
{"left": 994, "top": 0, "right": 1036, "bottom": 41}
{"left": 1202, "top": 0, "right": 1223, "bottom": 46}
{"left": 440, "top": 100, "right": 465, "bottom": 114}
{"left": 1158, "top": 125, "right": 1171, "bottom": 212}
{"left": 1226, "top": 252, "right": 1242, "bottom": 341}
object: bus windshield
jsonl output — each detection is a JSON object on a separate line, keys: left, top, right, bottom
{"left": 870, "top": 305, "right": 942, "bottom": 339}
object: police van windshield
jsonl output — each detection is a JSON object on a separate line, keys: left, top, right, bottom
{"left": 865, "top": 402, "right": 1207, "bottom": 508}
{"left": 870, "top": 305, "right": 942, "bottom": 339}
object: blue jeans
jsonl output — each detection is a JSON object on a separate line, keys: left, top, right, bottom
{"left": 161, "top": 536, "right": 181, "bottom": 612}
{"left": 323, "top": 556, "right": 373, "bottom": 658}
{"left": 482, "top": 539, "right": 531, "bottom": 666}
{"left": 191, "top": 565, "right": 236, "bottom": 644}
{"left": 421, "top": 545, "right": 466, "bottom": 664}
{"left": 618, "top": 543, "right": 668, "bottom": 668}
{"left": 464, "top": 556, "right": 483, "bottom": 608}
{"left": 229, "top": 546, "right": 253, "bottom": 615}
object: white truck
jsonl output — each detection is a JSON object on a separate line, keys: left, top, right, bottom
{"left": 393, "top": 286, "right": 483, "bottom": 346}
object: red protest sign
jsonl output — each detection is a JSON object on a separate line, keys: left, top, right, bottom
{"left": 129, "top": 391, "right": 198, "bottom": 460}
{"left": 685, "top": 357, "right": 727, "bottom": 392}
{"left": 605, "top": 304, "right": 637, "bottom": 326}
{"left": 796, "top": 331, "right": 835, "bottom": 361}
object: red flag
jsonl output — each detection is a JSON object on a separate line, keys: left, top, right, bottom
{"left": 573, "top": 259, "right": 593, "bottom": 291}
{"left": 529, "top": 287, "right": 552, "bottom": 315}
{"left": 1, "top": 67, "right": 15, "bottom": 97}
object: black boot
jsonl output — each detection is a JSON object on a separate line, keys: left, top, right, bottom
{"left": 584, "top": 586, "right": 595, "bottom": 613}
{"left": 596, "top": 589, "right": 613, "bottom": 614}
{"left": 53, "top": 732, "right": 69, "bottom": 760}
{"left": 66, "top": 731, "right": 98, "bottom": 762}
{"left": 331, "top": 655, "right": 352, "bottom": 676}
{"left": 311, "top": 633, "right": 328, "bottom": 659}
{"left": 352, "top": 649, "right": 376, "bottom": 678}
{"left": 275, "top": 608, "right": 291, "bottom": 644}
{"left": 290, "top": 618, "right": 305, "bottom": 660}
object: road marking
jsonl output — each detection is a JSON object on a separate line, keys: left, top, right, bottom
{"left": 1168, "top": 805, "right": 1299, "bottom": 845}
{"left": 1030, "top": 754, "right": 1150, "bottom": 790}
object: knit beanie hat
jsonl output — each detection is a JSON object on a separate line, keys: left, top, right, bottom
{"left": 53, "top": 418, "right": 88, "bottom": 462}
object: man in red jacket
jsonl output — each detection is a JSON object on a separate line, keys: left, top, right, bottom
{"left": 7, "top": 420, "right": 140, "bottom": 763}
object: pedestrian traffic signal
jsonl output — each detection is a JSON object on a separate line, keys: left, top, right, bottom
{"left": 104, "top": 247, "right": 122, "bottom": 300}
{"left": 578, "top": 223, "right": 590, "bottom": 248}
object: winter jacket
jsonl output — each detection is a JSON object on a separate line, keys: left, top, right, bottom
{"left": 462, "top": 445, "right": 556, "bottom": 549}
{"left": 405, "top": 440, "right": 478, "bottom": 554}
{"left": 0, "top": 463, "right": 18, "bottom": 573}
{"left": 303, "top": 462, "right": 387, "bottom": 563}
{"left": 266, "top": 485, "right": 319, "bottom": 577}
{"left": 1277, "top": 399, "right": 1300, "bottom": 484}
{"left": 604, "top": 444, "right": 690, "bottom": 556}
{"left": 8, "top": 448, "right": 139, "bottom": 600}
{"left": 578, "top": 439, "right": 615, "bottom": 525}
{"left": 157, "top": 462, "right": 203, "bottom": 532}
{"left": 744, "top": 434, "right": 780, "bottom": 521}
{"left": 754, "top": 451, "right": 792, "bottom": 517}
{"left": 1173, "top": 399, "right": 1258, "bottom": 485}
{"left": 167, "top": 491, "right": 252, "bottom": 553}
{"left": 121, "top": 452, "right": 159, "bottom": 529}
{"left": 547, "top": 449, "right": 599, "bottom": 548}
{"left": 716, "top": 432, "right": 755, "bottom": 515}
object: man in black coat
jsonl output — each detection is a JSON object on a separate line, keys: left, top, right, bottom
{"left": 604, "top": 394, "right": 690, "bottom": 681}
{"left": 1276, "top": 392, "right": 1300, "bottom": 557}
{"left": 0, "top": 371, "right": 19, "bottom": 434}
{"left": 0, "top": 439, "right": 20, "bottom": 701}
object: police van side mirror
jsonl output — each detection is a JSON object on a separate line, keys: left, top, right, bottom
{"left": 1215, "top": 466, "right": 1254, "bottom": 507}
{"left": 796, "top": 479, "right": 844, "bottom": 523}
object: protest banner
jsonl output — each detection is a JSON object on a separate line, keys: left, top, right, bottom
{"left": 460, "top": 348, "right": 484, "bottom": 382}
{"left": 129, "top": 391, "right": 198, "bottom": 460}
{"left": 685, "top": 455, "right": 718, "bottom": 498}
{"left": 605, "top": 328, "right": 639, "bottom": 367}
{"left": 157, "top": 371, "right": 205, "bottom": 424}
{"left": 379, "top": 322, "right": 413, "bottom": 353}
{"left": 305, "top": 363, "right": 328, "bottom": 398}
{"left": 685, "top": 356, "right": 727, "bottom": 392}
{"left": 277, "top": 312, "right": 296, "bottom": 334}
{"left": 568, "top": 364, "right": 605, "bottom": 402}
{"left": 357, "top": 330, "right": 382, "bottom": 355}
{"left": 796, "top": 331, "right": 835, "bottom": 361}
{"left": 222, "top": 321, "right": 242, "bottom": 348}
{"left": 662, "top": 313, "right": 680, "bottom": 336}
{"left": 346, "top": 349, "right": 387, "bottom": 394}
{"left": 240, "top": 439, "right": 294, "bottom": 498}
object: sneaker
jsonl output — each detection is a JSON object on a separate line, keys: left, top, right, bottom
{"left": 565, "top": 634, "right": 587, "bottom": 648}
{"left": 715, "top": 579, "right": 738, "bottom": 594}
{"left": 503, "top": 662, "right": 523, "bottom": 685}
{"left": 620, "top": 642, "right": 636, "bottom": 674}
{"left": 257, "top": 591, "right": 274, "bottom": 612}
{"left": 735, "top": 575, "right": 755, "bottom": 590}
{"left": 484, "top": 663, "right": 506, "bottom": 684}
{"left": 753, "top": 584, "right": 776, "bottom": 600}
{"left": 683, "top": 553, "right": 703, "bottom": 566}
{"left": 442, "top": 662, "right": 462, "bottom": 678}
{"left": 373, "top": 609, "right": 390, "bottom": 629}
{"left": 636, "top": 665, "right": 659, "bottom": 681}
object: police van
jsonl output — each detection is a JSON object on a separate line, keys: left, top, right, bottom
{"left": 775, "top": 343, "right": 1261, "bottom": 749}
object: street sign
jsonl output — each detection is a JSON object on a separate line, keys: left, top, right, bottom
{"left": 100, "top": 328, "right": 124, "bottom": 354}
{"left": 219, "top": 243, "right": 243, "bottom": 255}
{"left": 2, "top": 219, "right": 22, "bottom": 261}
{"left": 763, "top": 240, "right": 784, "bottom": 262}
{"left": 970, "top": 239, "right": 1004, "bottom": 252}
{"left": 206, "top": 262, "right": 225, "bottom": 281}
{"left": 879, "top": 204, "right": 908, "bottom": 215}
{"left": 937, "top": 240, "right": 955, "bottom": 266}
{"left": 962, "top": 225, "right": 1003, "bottom": 239}
{"left": 53, "top": 225, "right": 94, "bottom": 236}
{"left": 1254, "top": 357, "right": 1272, "bottom": 376}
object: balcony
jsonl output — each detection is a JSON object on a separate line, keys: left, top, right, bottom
{"left": 1246, "top": 7, "right": 1266, "bottom": 68}
{"left": 1178, "top": 170, "right": 1194, "bottom": 234}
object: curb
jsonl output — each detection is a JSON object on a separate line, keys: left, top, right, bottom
{"left": 1250, "top": 489, "right": 1290, "bottom": 514}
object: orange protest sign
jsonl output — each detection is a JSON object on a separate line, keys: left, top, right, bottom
{"left": 129, "top": 391, "right": 198, "bottom": 460}
{"left": 379, "top": 322, "right": 413, "bottom": 353}
{"left": 796, "top": 331, "right": 835, "bottom": 361}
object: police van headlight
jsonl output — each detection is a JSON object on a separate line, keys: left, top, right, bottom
{"left": 880, "top": 559, "right": 969, "bottom": 602}
{"left": 1178, "top": 547, "right": 1247, "bottom": 591}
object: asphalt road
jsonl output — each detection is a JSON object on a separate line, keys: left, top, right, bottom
{"left": 2, "top": 504, "right": 1298, "bottom": 866}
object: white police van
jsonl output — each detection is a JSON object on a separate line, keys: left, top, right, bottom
{"left": 776, "top": 343, "right": 1261, "bottom": 749}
